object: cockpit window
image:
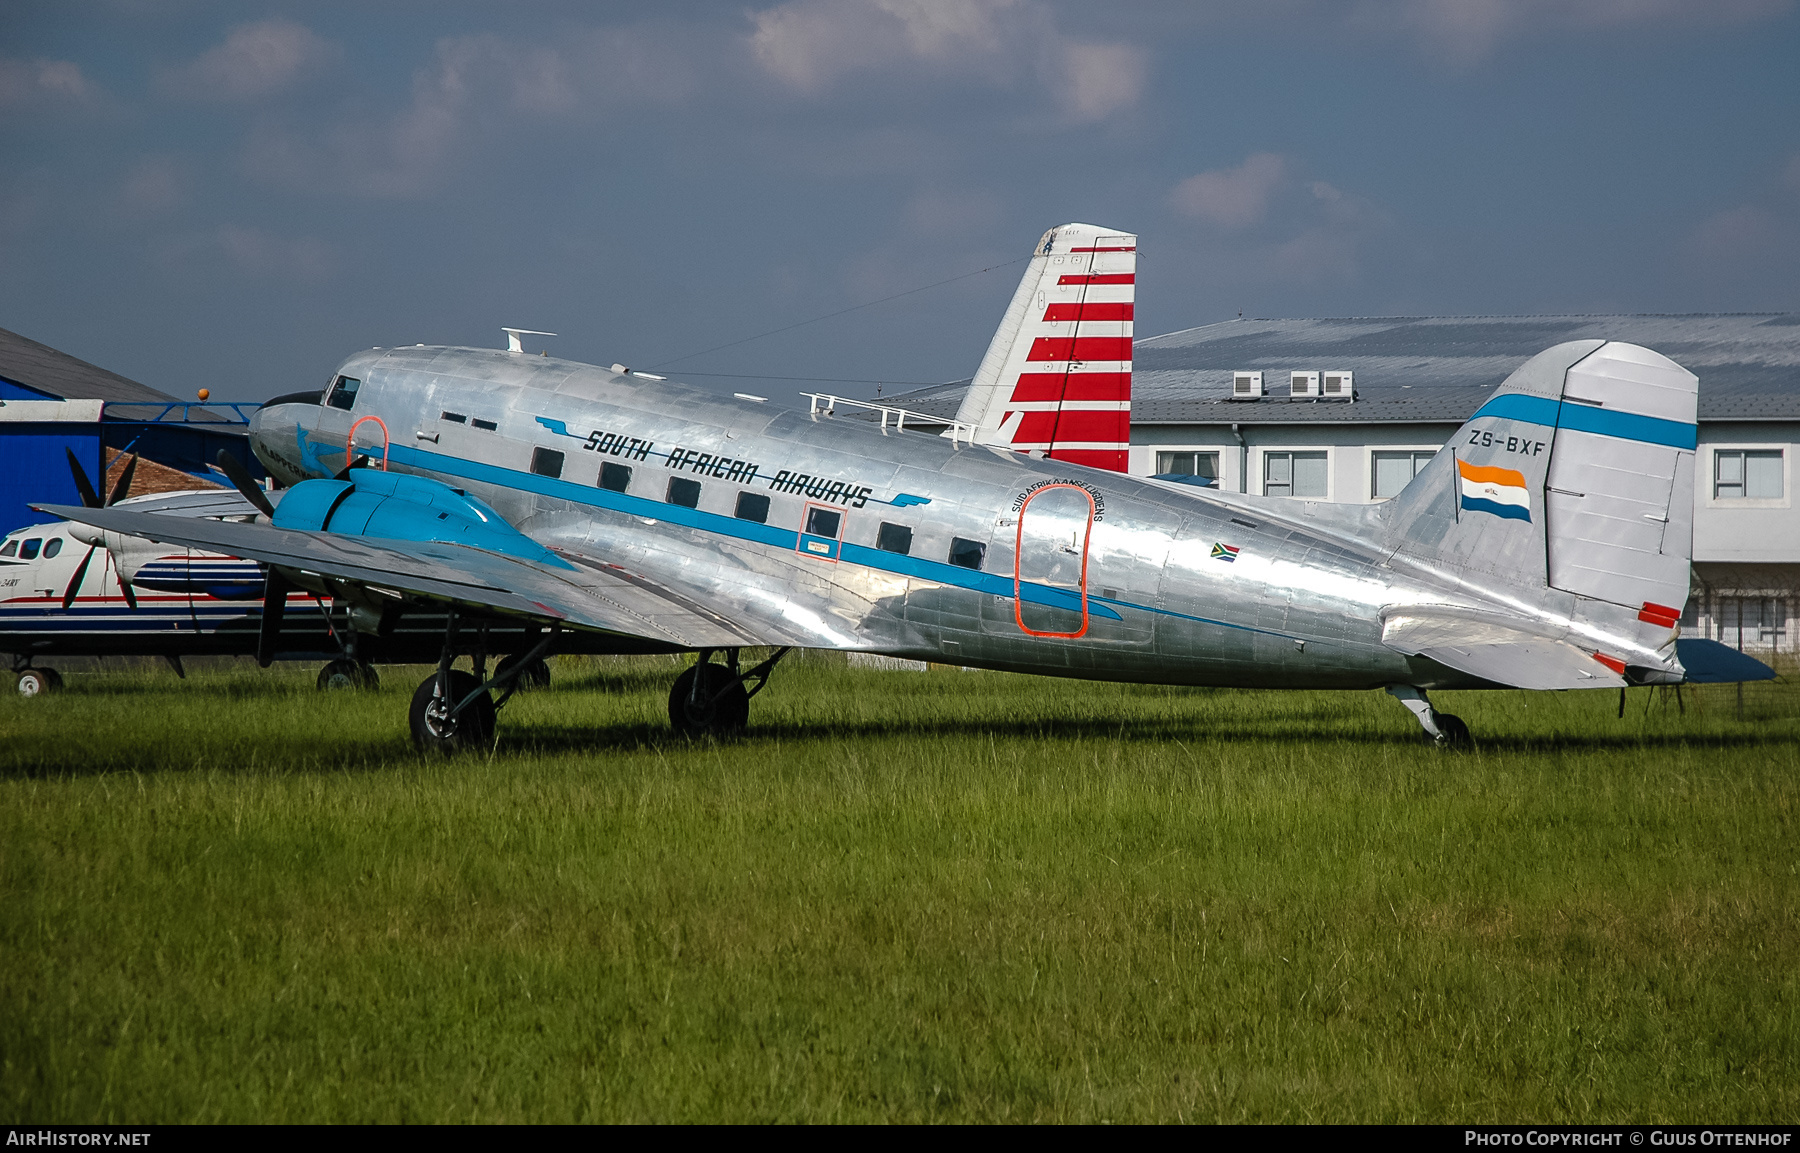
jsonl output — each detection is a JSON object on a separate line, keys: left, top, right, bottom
{"left": 0, "top": 540, "right": 16, "bottom": 558}
{"left": 42, "top": 538, "right": 62, "bottom": 559}
{"left": 326, "top": 375, "right": 361, "bottom": 411}
{"left": 20, "top": 538, "right": 42, "bottom": 561}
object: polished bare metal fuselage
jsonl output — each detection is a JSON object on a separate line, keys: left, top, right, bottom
{"left": 248, "top": 346, "right": 1604, "bottom": 689}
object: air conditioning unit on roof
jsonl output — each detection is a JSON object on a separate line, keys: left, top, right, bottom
{"left": 1231, "top": 371, "right": 1263, "bottom": 400}
{"left": 1322, "top": 370, "right": 1353, "bottom": 398}
{"left": 1290, "top": 371, "right": 1320, "bottom": 398}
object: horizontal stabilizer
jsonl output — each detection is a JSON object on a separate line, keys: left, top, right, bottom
{"left": 1383, "top": 607, "right": 1629, "bottom": 690}
{"left": 1674, "top": 638, "right": 1777, "bottom": 684}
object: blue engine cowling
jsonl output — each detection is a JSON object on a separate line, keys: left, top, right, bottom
{"left": 271, "top": 468, "right": 573, "bottom": 569}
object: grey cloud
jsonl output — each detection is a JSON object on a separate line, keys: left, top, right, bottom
{"left": 0, "top": 57, "right": 97, "bottom": 112}
{"left": 157, "top": 19, "right": 338, "bottom": 101}
{"left": 1172, "top": 156, "right": 1393, "bottom": 284}
{"left": 1171, "top": 153, "right": 1288, "bottom": 229}
{"left": 1344, "top": 0, "right": 1793, "bottom": 63}
{"left": 117, "top": 156, "right": 185, "bottom": 216}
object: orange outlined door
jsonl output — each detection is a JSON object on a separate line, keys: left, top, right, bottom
{"left": 1014, "top": 483, "right": 1094, "bottom": 637}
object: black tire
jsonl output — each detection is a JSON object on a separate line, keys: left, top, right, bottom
{"left": 495, "top": 653, "right": 551, "bottom": 691}
{"left": 409, "top": 670, "right": 496, "bottom": 754}
{"left": 318, "top": 659, "right": 380, "bottom": 691}
{"left": 16, "top": 668, "right": 59, "bottom": 697}
{"left": 668, "top": 662, "right": 749, "bottom": 737}
{"left": 1433, "top": 713, "right": 1473, "bottom": 750}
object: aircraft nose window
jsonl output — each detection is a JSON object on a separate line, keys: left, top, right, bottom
{"left": 806, "top": 507, "right": 841, "bottom": 539}
{"left": 20, "top": 538, "right": 42, "bottom": 561}
{"left": 0, "top": 540, "right": 16, "bottom": 558}
{"left": 325, "top": 375, "right": 361, "bottom": 411}
{"left": 42, "top": 538, "right": 62, "bottom": 559}
{"left": 948, "top": 537, "right": 985, "bottom": 571}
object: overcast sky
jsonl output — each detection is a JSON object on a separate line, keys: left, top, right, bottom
{"left": 4, "top": 0, "right": 1798, "bottom": 407}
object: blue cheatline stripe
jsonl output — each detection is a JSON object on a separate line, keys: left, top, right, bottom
{"left": 1471, "top": 394, "right": 1696, "bottom": 450}
{"left": 1461, "top": 495, "right": 1532, "bottom": 522}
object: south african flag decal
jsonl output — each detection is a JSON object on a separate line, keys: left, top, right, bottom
{"left": 1211, "top": 543, "right": 1240, "bottom": 562}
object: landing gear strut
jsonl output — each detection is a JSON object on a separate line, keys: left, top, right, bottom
{"left": 669, "top": 647, "right": 790, "bottom": 738}
{"left": 313, "top": 596, "right": 379, "bottom": 690}
{"left": 408, "top": 611, "right": 560, "bottom": 753}
{"left": 1387, "top": 684, "right": 1472, "bottom": 749}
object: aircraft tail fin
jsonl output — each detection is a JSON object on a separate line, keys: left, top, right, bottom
{"left": 1382, "top": 339, "right": 1700, "bottom": 684}
{"left": 953, "top": 223, "right": 1135, "bottom": 472}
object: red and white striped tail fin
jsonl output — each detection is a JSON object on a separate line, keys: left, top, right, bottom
{"left": 954, "top": 223, "right": 1135, "bottom": 472}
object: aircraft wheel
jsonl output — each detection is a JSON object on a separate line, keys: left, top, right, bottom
{"left": 409, "top": 670, "right": 495, "bottom": 754}
{"left": 318, "top": 659, "right": 380, "bottom": 691}
{"left": 16, "top": 668, "right": 61, "bottom": 697}
{"left": 668, "top": 662, "right": 749, "bottom": 738}
{"left": 496, "top": 653, "right": 551, "bottom": 691}
{"left": 1433, "top": 713, "right": 1473, "bottom": 750}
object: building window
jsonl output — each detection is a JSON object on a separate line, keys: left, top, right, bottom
{"left": 1372, "top": 450, "right": 1437, "bottom": 500}
{"left": 1715, "top": 596, "right": 1789, "bottom": 650}
{"left": 325, "top": 375, "right": 360, "bottom": 411}
{"left": 1154, "top": 451, "right": 1219, "bottom": 486}
{"left": 734, "top": 492, "right": 769, "bottom": 523}
{"left": 667, "top": 477, "right": 701, "bottom": 508}
{"left": 598, "top": 462, "right": 631, "bottom": 493}
{"left": 1714, "top": 450, "right": 1783, "bottom": 500}
{"left": 877, "top": 522, "right": 913, "bottom": 555}
{"left": 530, "top": 448, "right": 564, "bottom": 479}
{"left": 948, "top": 537, "right": 985, "bottom": 570}
{"left": 1263, "top": 451, "right": 1328, "bottom": 498}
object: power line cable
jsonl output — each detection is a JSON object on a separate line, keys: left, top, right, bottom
{"left": 648, "top": 255, "right": 1028, "bottom": 371}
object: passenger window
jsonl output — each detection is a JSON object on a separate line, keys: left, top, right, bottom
{"left": 472, "top": 418, "right": 497, "bottom": 431}
{"left": 599, "top": 462, "right": 632, "bottom": 493}
{"left": 806, "top": 507, "right": 842, "bottom": 539}
{"left": 531, "top": 448, "right": 564, "bottom": 479}
{"left": 441, "top": 411, "right": 467, "bottom": 424}
{"left": 0, "top": 540, "right": 16, "bottom": 557}
{"left": 735, "top": 492, "right": 770, "bottom": 523}
{"left": 20, "top": 538, "right": 42, "bottom": 561}
{"left": 325, "top": 375, "right": 361, "bottom": 411}
{"left": 667, "top": 477, "right": 701, "bottom": 508}
{"left": 877, "top": 522, "right": 912, "bottom": 555}
{"left": 42, "top": 538, "right": 62, "bottom": 559}
{"left": 948, "top": 537, "right": 984, "bottom": 570}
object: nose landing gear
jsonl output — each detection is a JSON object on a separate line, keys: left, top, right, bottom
{"left": 1387, "top": 684, "right": 1473, "bottom": 749}
{"left": 14, "top": 666, "right": 63, "bottom": 697}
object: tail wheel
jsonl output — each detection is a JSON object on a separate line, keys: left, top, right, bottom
{"left": 668, "top": 662, "right": 749, "bottom": 737}
{"left": 409, "top": 670, "right": 496, "bottom": 754}
{"left": 1433, "top": 713, "right": 1473, "bottom": 750}
{"left": 16, "top": 668, "right": 61, "bottom": 697}
{"left": 318, "top": 659, "right": 380, "bottom": 691}
{"left": 495, "top": 653, "right": 551, "bottom": 691}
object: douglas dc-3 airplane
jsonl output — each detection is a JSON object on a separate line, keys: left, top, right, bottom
{"left": 40, "top": 223, "right": 1773, "bottom": 751}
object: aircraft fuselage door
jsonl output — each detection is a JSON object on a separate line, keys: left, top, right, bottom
{"left": 1014, "top": 483, "right": 1094, "bottom": 637}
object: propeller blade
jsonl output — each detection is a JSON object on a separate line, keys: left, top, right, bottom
{"left": 109, "top": 551, "right": 138, "bottom": 610}
{"left": 256, "top": 568, "right": 291, "bottom": 668}
{"left": 105, "top": 452, "right": 139, "bottom": 507}
{"left": 65, "top": 449, "right": 101, "bottom": 508}
{"left": 60, "top": 545, "right": 96, "bottom": 611}
{"left": 214, "top": 450, "right": 275, "bottom": 519}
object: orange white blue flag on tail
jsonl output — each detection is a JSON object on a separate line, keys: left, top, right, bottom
{"left": 1457, "top": 460, "right": 1531, "bottom": 522}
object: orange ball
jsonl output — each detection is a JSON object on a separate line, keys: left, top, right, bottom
{"left": 197, "top": 388, "right": 210, "bottom": 401}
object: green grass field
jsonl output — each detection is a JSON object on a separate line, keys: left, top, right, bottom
{"left": 2, "top": 654, "right": 1796, "bottom": 1123}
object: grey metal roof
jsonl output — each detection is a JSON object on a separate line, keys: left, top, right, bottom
{"left": 888, "top": 314, "right": 1800, "bottom": 425}
{"left": 0, "top": 325, "right": 176, "bottom": 405}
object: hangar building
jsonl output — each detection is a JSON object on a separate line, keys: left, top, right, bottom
{"left": 895, "top": 314, "right": 1800, "bottom": 656}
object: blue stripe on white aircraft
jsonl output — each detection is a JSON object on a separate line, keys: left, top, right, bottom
{"left": 38, "top": 223, "right": 1775, "bottom": 749}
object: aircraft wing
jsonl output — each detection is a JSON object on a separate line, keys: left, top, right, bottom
{"left": 1382, "top": 606, "right": 1630, "bottom": 690}
{"left": 35, "top": 503, "right": 765, "bottom": 648}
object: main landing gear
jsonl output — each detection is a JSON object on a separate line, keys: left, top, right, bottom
{"left": 1387, "top": 684, "right": 1473, "bottom": 749}
{"left": 668, "top": 647, "right": 791, "bottom": 738}
{"left": 409, "top": 610, "right": 561, "bottom": 754}
{"left": 14, "top": 665, "right": 63, "bottom": 697}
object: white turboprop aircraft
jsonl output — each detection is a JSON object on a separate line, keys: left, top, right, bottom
{"left": 42, "top": 223, "right": 1773, "bottom": 750}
